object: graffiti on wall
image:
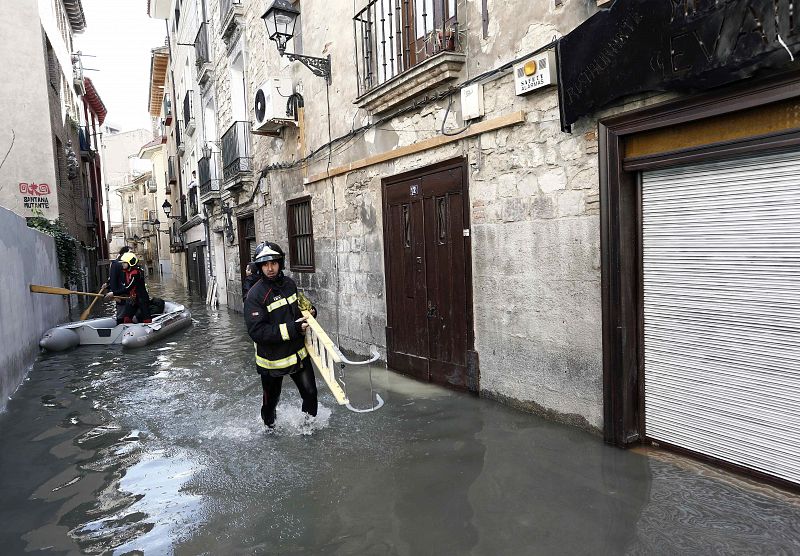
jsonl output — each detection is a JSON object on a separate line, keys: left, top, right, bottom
{"left": 19, "top": 182, "right": 52, "bottom": 211}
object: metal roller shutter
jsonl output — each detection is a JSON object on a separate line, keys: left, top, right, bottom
{"left": 642, "top": 149, "right": 800, "bottom": 485}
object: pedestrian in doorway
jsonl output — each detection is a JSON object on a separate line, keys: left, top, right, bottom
{"left": 244, "top": 242, "right": 317, "bottom": 429}
{"left": 108, "top": 246, "right": 130, "bottom": 321}
{"left": 242, "top": 262, "right": 260, "bottom": 299}
{"left": 106, "top": 252, "right": 152, "bottom": 324}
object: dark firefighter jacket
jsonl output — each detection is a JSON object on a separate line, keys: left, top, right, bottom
{"left": 111, "top": 265, "right": 151, "bottom": 306}
{"left": 108, "top": 259, "right": 125, "bottom": 294}
{"left": 244, "top": 273, "right": 308, "bottom": 376}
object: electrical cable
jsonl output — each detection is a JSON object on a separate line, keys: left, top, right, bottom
{"left": 441, "top": 93, "right": 471, "bottom": 136}
{"left": 254, "top": 39, "right": 558, "bottom": 178}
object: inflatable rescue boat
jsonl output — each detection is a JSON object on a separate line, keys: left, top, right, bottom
{"left": 40, "top": 301, "right": 192, "bottom": 351}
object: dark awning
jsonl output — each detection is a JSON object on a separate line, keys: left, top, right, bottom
{"left": 556, "top": 0, "right": 800, "bottom": 130}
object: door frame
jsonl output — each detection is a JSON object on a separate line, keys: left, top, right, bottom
{"left": 186, "top": 240, "right": 207, "bottom": 298}
{"left": 599, "top": 71, "right": 800, "bottom": 479}
{"left": 381, "top": 157, "right": 478, "bottom": 391}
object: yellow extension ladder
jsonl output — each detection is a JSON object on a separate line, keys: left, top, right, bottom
{"left": 302, "top": 310, "right": 384, "bottom": 413}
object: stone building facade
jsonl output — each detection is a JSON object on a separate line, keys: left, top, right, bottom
{"left": 147, "top": 0, "right": 612, "bottom": 430}
{"left": 145, "top": 0, "right": 800, "bottom": 485}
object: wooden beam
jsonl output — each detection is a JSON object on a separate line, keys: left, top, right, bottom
{"left": 304, "top": 110, "right": 526, "bottom": 185}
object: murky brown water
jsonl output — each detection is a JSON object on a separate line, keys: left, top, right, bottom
{"left": 1, "top": 280, "right": 799, "bottom": 555}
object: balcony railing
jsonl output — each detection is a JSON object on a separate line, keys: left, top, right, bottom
{"left": 220, "top": 0, "right": 242, "bottom": 24}
{"left": 195, "top": 23, "right": 210, "bottom": 67}
{"left": 163, "top": 93, "right": 173, "bottom": 125}
{"left": 79, "top": 125, "right": 91, "bottom": 152}
{"left": 221, "top": 121, "right": 252, "bottom": 184}
{"left": 168, "top": 155, "right": 177, "bottom": 184}
{"left": 188, "top": 187, "right": 199, "bottom": 217}
{"left": 183, "top": 90, "right": 195, "bottom": 135}
{"left": 198, "top": 155, "right": 221, "bottom": 201}
{"left": 354, "top": 0, "right": 459, "bottom": 96}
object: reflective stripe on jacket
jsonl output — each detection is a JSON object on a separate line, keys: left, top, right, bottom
{"left": 243, "top": 273, "right": 306, "bottom": 376}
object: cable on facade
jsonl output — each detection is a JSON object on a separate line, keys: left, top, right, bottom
{"left": 254, "top": 40, "right": 559, "bottom": 178}
{"left": 440, "top": 93, "right": 471, "bottom": 136}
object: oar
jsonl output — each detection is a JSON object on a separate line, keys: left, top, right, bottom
{"left": 79, "top": 284, "right": 108, "bottom": 320}
{"left": 30, "top": 284, "right": 128, "bottom": 301}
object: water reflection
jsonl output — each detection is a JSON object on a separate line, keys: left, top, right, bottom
{"left": 0, "top": 279, "right": 799, "bottom": 554}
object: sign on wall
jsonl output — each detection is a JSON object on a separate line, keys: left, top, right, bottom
{"left": 557, "top": 0, "right": 800, "bottom": 130}
{"left": 18, "top": 182, "right": 52, "bottom": 212}
{"left": 514, "top": 50, "right": 557, "bottom": 96}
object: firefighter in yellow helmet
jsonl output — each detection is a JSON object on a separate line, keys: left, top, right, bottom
{"left": 105, "top": 252, "right": 152, "bottom": 325}
{"left": 244, "top": 242, "right": 317, "bottom": 429}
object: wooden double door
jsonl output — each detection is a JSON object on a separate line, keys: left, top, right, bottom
{"left": 382, "top": 160, "right": 475, "bottom": 391}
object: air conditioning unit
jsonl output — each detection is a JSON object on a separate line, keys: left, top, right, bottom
{"left": 253, "top": 78, "right": 295, "bottom": 133}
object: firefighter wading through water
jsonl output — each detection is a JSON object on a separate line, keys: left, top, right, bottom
{"left": 244, "top": 242, "right": 318, "bottom": 428}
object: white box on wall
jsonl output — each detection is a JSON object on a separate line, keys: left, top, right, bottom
{"left": 460, "top": 84, "right": 485, "bottom": 121}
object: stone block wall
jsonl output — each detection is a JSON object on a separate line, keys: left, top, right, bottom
{"left": 0, "top": 206, "right": 68, "bottom": 412}
{"left": 197, "top": 0, "right": 687, "bottom": 430}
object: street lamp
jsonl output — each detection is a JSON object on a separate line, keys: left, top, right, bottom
{"left": 201, "top": 142, "right": 212, "bottom": 160}
{"left": 162, "top": 199, "right": 178, "bottom": 219}
{"left": 152, "top": 218, "right": 170, "bottom": 234}
{"left": 262, "top": 0, "right": 331, "bottom": 83}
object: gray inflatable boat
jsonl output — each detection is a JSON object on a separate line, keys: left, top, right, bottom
{"left": 40, "top": 301, "right": 192, "bottom": 351}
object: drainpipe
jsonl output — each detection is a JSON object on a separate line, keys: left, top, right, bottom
{"left": 165, "top": 21, "right": 188, "bottom": 287}
{"left": 99, "top": 130, "right": 112, "bottom": 246}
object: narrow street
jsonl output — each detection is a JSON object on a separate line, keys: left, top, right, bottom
{"left": 0, "top": 281, "right": 798, "bottom": 555}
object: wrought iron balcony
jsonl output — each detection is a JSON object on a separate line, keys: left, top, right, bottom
{"left": 221, "top": 121, "right": 252, "bottom": 186}
{"left": 198, "top": 155, "right": 221, "bottom": 202}
{"left": 220, "top": 0, "right": 243, "bottom": 40}
{"left": 176, "top": 120, "right": 185, "bottom": 155}
{"left": 163, "top": 92, "right": 172, "bottom": 125}
{"left": 195, "top": 23, "right": 211, "bottom": 84}
{"left": 183, "top": 90, "right": 195, "bottom": 135}
{"left": 188, "top": 186, "right": 199, "bottom": 218}
{"left": 79, "top": 125, "right": 92, "bottom": 158}
{"left": 354, "top": 0, "right": 460, "bottom": 96}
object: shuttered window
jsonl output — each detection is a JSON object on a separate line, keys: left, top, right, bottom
{"left": 287, "top": 196, "right": 314, "bottom": 272}
{"left": 642, "top": 149, "right": 800, "bottom": 486}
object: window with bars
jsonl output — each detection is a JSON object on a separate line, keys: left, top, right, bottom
{"left": 354, "top": 0, "right": 458, "bottom": 95}
{"left": 287, "top": 196, "right": 315, "bottom": 272}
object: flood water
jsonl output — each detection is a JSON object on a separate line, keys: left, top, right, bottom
{"left": 1, "top": 280, "right": 799, "bottom": 555}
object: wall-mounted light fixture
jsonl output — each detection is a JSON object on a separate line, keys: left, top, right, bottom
{"left": 151, "top": 218, "right": 171, "bottom": 235}
{"left": 162, "top": 199, "right": 180, "bottom": 219}
{"left": 262, "top": 0, "right": 331, "bottom": 84}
